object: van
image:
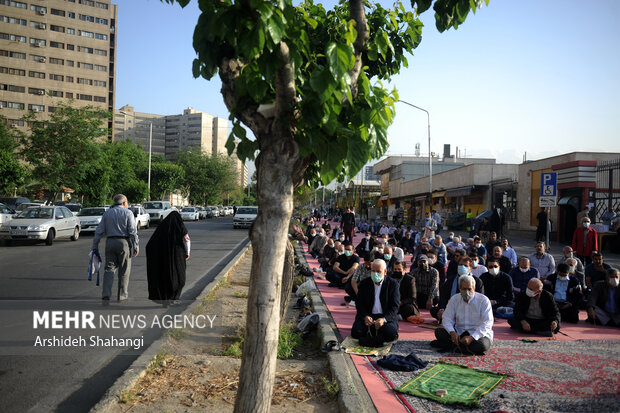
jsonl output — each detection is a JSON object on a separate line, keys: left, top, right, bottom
{"left": 143, "top": 201, "right": 173, "bottom": 224}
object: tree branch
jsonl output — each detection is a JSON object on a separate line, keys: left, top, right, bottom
{"left": 348, "top": 0, "right": 369, "bottom": 99}
{"left": 274, "top": 42, "right": 297, "bottom": 135}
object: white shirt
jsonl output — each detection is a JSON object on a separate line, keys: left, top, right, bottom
{"left": 442, "top": 292, "right": 494, "bottom": 341}
{"left": 379, "top": 226, "right": 390, "bottom": 235}
{"left": 393, "top": 246, "right": 404, "bottom": 262}
{"left": 433, "top": 212, "right": 442, "bottom": 224}
{"left": 471, "top": 265, "right": 488, "bottom": 278}
{"left": 372, "top": 278, "right": 384, "bottom": 314}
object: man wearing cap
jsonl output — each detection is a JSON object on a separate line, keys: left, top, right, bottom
{"left": 92, "top": 194, "right": 139, "bottom": 304}
{"left": 410, "top": 254, "right": 439, "bottom": 310}
{"left": 351, "top": 259, "right": 400, "bottom": 343}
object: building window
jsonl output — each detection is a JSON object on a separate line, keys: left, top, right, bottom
{"left": 29, "top": 38, "right": 46, "bottom": 47}
{"left": 95, "top": 2, "right": 108, "bottom": 9}
{"left": 95, "top": 33, "right": 108, "bottom": 41}
{"left": 0, "top": 66, "right": 25, "bottom": 76}
{"left": 0, "top": 50, "right": 25, "bottom": 59}
{"left": 78, "top": 94, "right": 93, "bottom": 101}
{"left": 78, "top": 30, "right": 94, "bottom": 38}
{"left": 1, "top": 15, "right": 26, "bottom": 25}
{"left": 49, "top": 74, "right": 64, "bottom": 81}
{"left": 0, "top": 33, "right": 26, "bottom": 42}
{"left": 66, "top": 60, "right": 74, "bottom": 67}
{"left": 80, "top": 0, "right": 95, "bottom": 6}
{"left": 67, "top": 28, "right": 75, "bottom": 35}
{"left": 28, "top": 87, "right": 45, "bottom": 95}
{"left": 48, "top": 106, "right": 57, "bottom": 112}
{"left": 78, "top": 62, "right": 93, "bottom": 70}
{"left": 0, "top": 1, "right": 27, "bottom": 10}
{"left": 29, "top": 21, "right": 46, "bottom": 29}
{"left": 95, "top": 17, "right": 108, "bottom": 25}
{"left": 66, "top": 44, "right": 75, "bottom": 51}
{"left": 93, "top": 79, "right": 106, "bottom": 87}
{"left": 68, "top": 12, "right": 75, "bottom": 19}
{"left": 94, "top": 64, "right": 106, "bottom": 72}
{"left": 49, "top": 57, "right": 64, "bottom": 65}
{"left": 29, "top": 5, "right": 47, "bottom": 14}
{"left": 66, "top": 76, "right": 74, "bottom": 82}
{"left": 49, "top": 90, "right": 63, "bottom": 97}
{"left": 29, "top": 71, "right": 46, "bottom": 79}
{"left": 94, "top": 48, "right": 107, "bottom": 56}
{"left": 0, "top": 84, "right": 25, "bottom": 93}
{"left": 93, "top": 96, "right": 105, "bottom": 103}
{"left": 7, "top": 102, "right": 25, "bottom": 109}
{"left": 50, "top": 9, "right": 65, "bottom": 17}
{"left": 50, "top": 25, "right": 65, "bottom": 33}
{"left": 50, "top": 41, "right": 65, "bottom": 49}
{"left": 77, "top": 46, "right": 93, "bottom": 54}
{"left": 77, "top": 77, "right": 92, "bottom": 85}
{"left": 79, "top": 14, "right": 95, "bottom": 23}
{"left": 28, "top": 104, "right": 45, "bottom": 112}
{"left": 65, "top": 92, "right": 73, "bottom": 99}
{"left": 30, "top": 54, "right": 46, "bottom": 63}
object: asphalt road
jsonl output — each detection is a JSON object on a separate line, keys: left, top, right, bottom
{"left": 0, "top": 216, "right": 249, "bottom": 413}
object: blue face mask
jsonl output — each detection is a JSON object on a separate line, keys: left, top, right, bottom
{"left": 371, "top": 272, "right": 383, "bottom": 283}
{"left": 457, "top": 265, "right": 469, "bottom": 276}
{"left": 344, "top": 250, "right": 352, "bottom": 257}
{"left": 384, "top": 254, "right": 392, "bottom": 260}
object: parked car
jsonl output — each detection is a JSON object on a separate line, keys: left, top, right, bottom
{"left": 64, "top": 203, "right": 82, "bottom": 216}
{"left": 0, "top": 203, "right": 13, "bottom": 225}
{"left": 204, "top": 207, "right": 215, "bottom": 218}
{"left": 208, "top": 206, "right": 220, "bottom": 217}
{"left": 0, "top": 197, "right": 30, "bottom": 212}
{"left": 14, "top": 203, "right": 44, "bottom": 216}
{"left": 471, "top": 210, "right": 494, "bottom": 235}
{"left": 0, "top": 206, "right": 80, "bottom": 245}
{"left": 129, "top": 205, "right": 150, "bottom": 229}
{"left": 77, "top": 206, "right": 109, "bottom": 233}
{"left": 233, "top": 206, "right": 258, "bottom": 229}
{"left": 196, "top": 206, "right": 207, "bottom": 220}
{"left": 446, "top": 211, "right": 467, "bottom": 230}
{"left": 180, "top": 206, "right": 199, "bottom": 221}
{"left": 143, "top": 201, "right": 174, "bottom": 224}
{"left": 225, "top": 206, "right": 233, "bottom": 216}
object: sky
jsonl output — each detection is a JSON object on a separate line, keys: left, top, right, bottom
{"left": 114, "top": 0, "right": 620, "bottom": 172}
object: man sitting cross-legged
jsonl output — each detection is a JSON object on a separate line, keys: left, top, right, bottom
{"left": 587, "top": 268, "right": 620, "bottom": 327}
{"left": 430, "top": 274, "right": 494, "bottom": 355}
{"left": 351, "top": 259, "right": 400, "bottom": 346}
{"left": 508, "top": 278, "right": 560, "bottom": 336}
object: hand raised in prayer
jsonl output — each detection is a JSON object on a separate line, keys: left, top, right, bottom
{"left": 521, "top": 320, "right": 531, "bottom": 332}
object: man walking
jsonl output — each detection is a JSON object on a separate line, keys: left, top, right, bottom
{"left": 93, "top": 194, "right": 139, "bottom": 304}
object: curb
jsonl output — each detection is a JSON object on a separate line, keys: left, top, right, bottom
{"left": 294, "top": 245, "right": 377, "bottom": 413}
{"left": 89, "top": 238, "right": 251, "bottom": 413}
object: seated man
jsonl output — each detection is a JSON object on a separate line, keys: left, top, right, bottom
{"left": 529, "top": 242, "right": 556, "bottom": 280}
{"left": 509, "top": 257, "right": 540, "bottom": 294}
{"left": 500, "top": 238, "right": 518, "bottom": 268}
{"left": 325, "top": 244, "right": 359, "bottom": 288}
{"left": 355, "top": 232, "right": 375, "bottom": 261}
{"left": 585, "top": 252, "right": 612, "bottom": 288}
{"left": 431, "top": 256, "right": 484, "bottom": 322}
{"left": 491, "top": 246, "right": 512, "bottom": 274}
{"left": 344, "top": 255, "right": 371, "bottom": 304}
{"left": 425, "top": 249, "right": 446, "bottom": 282}
{"left": 398, "top": 231, "right": 415, "bottom": 254}
{"left": 558, "top": 246, "right": 584, "bottom": 273}
{"left": 544, "top": 263, "right": 582, "bottom": 323}
{"left": 485, "top": 231, "right": 501, "bottom": 256}
{"left": 565, "top": 257, "right": 586, "bottom": 290}
{"left": 351, "top": 259, "right": 400, "bottom": 344}
{"left": 388, "top": 238, "right": 405, "bottom": 263}
{"left": 587, "top": 268, "right": 620, "bottom": 326}
{"left": 391, "top": 261, "right": 419, "bottom": 319}
{"left": 431, "top": 275, "right": 494, "bottom": 355}
{"left": 309, "top": 229, "right": 328, "bottom": 258}
{"left": 508, "top": 278, "right": 560, "bottom": 336}
{"left": 383, "top": 245, "right": 397, "bottom": 272}
{"left": 480, "top": 257, "right": 515, "bottom": 313}
{"left": 469, "top": 252, "right": 488, "bottom": 278}
{"left": 445, "top": 248, "right": 466, "bottom": 279}
{"left": 409, "top": 254, "right": 439, "bottom": 310}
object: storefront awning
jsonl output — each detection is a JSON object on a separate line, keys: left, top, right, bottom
{"left": 446, "top": 186, "right": 473, "bottom": 198}
{"left": 414, "top": 195, "right": 427, "bottom": 201}
{"left": 432, "top": 191, "right": 446, "bottom": 198}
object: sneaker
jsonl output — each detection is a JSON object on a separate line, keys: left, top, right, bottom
{"left": 349, "top": 301, "right": 356, "bottom": 307}
{"left": 102, "top": 297, "right": 110, "bottom": 307}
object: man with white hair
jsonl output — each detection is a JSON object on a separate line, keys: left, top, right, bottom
{"left": 431, "top": 274, "right": 494, "bottom": 355}
{"left": 351, "top": 259, "right": 400, "bottom": 345}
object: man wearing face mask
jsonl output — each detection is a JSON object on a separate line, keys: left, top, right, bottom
{"left": 432, "top": 235, "right": 447, "bottom": 266}
{"left": 345, "top": 256, "right": 373, "bottom": 304}
{"left": 309, "top": 229, "right": 328, "bottom": 258}
{"left": 326, "top": 244, "right": 359, "bottom": 288}
{"left": 410, "top": 254, "right": 439, "bottom": 310}
{"left": 480, "top": 257, "right": 514, "bottom": 313}
{"left": 587, "top": 268, "right": 620, "bottom": 326}
{"left": 306, "top": 227, "right": 317, "bottom": 249}
{"left": 422, "top": 211, "right": 438, "bottom": 239}
{"left": 558, "top": 246, "right": 584, "bottom": 273}
{"left": 572, "top": 217, "right": 598, "bottom": 266}
{"left": 425, "top": 249, "right": 446, "bottom": 281}
{"left": 351, "top": 259, "right": 400, "bottom": 345}
{"left": 383, "top": 245, "right": 397, "bottom": 272}
{"left": 491, "top": 246, "right": 512, "bottom": 275}
{"left": 508, "top": 257, "right": 540, "bottom": 294}
{"left": 529, "top": 242, "right": 556, "bottom": 281}
{"left": 355, "top": 231, "right": 376, "bottom": 261}
{"left": 446, "top": 249, "right": 466, "bottom": 279}
{"left": 472, "top": 236, "right": 487, "bottom": 261}
{"left": 391, "top": 261, "right": 419, "bottom": 319}
{"left": 469, "top": 252, "right": 488, "bottom": 278}
{"left": 508, "top": 278, "right": 560, "bottom": 336}
{"left": 565, "top": 257, "right": 586, "bottom": 291}
{"left": 430, "top": 275, "right": 494, "bottom": 355}
{"left": 431, "top": 256, "right": 484, "bottom": 322}
{"left": 318, "top": 238, "right": 336, "bottom": 270}
{"left": 544, "top": 263, "right": 582, "bottom": 323}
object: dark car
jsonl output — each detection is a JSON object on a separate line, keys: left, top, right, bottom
{"left": 446, "top": 211, "right": 467, "bottom": 230}
{"left": 470, "top": 210, "right": 494, "bottom": 235}
{"left": 0, "top": 197, "right": 30, "bottom": 212}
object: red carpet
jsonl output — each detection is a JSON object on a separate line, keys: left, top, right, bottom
{"left": 304, "top": 220, "right": 620, "bottom": 413}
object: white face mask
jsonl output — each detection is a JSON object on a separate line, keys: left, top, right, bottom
{"left": 558, "top": 275, "right": 569, "bottom": 281}
{"left": 583, "top": 222, "right": 590, "bottom": 228}
{"left": 609, "top": 278, "right": 619, "bottom": 288}
{"left": 519, "top": 267, "right": 529, "bottom": 273}
{"left": 526, "top": 288, "right": 538, "bottom": 298}
{"left": 488, "top": 267, "right": 499, "bottom": 276}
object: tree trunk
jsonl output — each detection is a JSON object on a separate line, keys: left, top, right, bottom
{"left": 280, "top": 240, "right": 295, "bottom": 322}
{"left": 233, "top": 138, "right": 297, "bottom": 413}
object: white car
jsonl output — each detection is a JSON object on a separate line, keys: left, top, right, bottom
{"left": 143, "top": 201, "right": 173, "bottom": 224}
{"left": 233, "top": 206, "right": 258, "bottom": 229}
{"left": 0, "top": 206, "right": 80, "bottom": 245}
{"left": 129, "top": 205, "right": 150, "bottom": 229}
{"left": 0, "top": 203, "right": 13, "bottom": 225}
{"left": 77, "top": 206, "right": 109, "bottom": 233}
{"left": 180, "top": 207, "right": 199, "bottom": 221}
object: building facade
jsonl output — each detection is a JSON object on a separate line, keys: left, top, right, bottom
{"left": 0, "top": 0, "right": 117, "bottom": 134}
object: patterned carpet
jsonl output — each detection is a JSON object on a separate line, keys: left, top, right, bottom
{"left": 367, "top": 340, "right": 620, "bottom": 412}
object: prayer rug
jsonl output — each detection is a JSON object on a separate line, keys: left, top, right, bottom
{"left": 340, "top": 336, "right": 394, "bottom": 357}
{"left": 395, "top": 361, "right": 506, "bottom": 407}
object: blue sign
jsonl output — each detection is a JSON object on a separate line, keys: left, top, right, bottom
{"left": 540, "top": 172, "right": 557, "bottom": 197}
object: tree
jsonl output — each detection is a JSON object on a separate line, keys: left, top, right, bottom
{"left": 0, "top": 116, "right": 27, "bottom": 196}
{"left": 18, "top": 102, "right": 110, "bottom": 203}
{"left": 176, "top": 150, "right": 239, "bottom": 205}
{"left": 149, "top": 161, "right": 185, "bottom": 200}
{"left": 102, "top": 140, "right": 149, "bottom": 203}
{"left": 163, "top": 0, "right": 486, "bottom": 410}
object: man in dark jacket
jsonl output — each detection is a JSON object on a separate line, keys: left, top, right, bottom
{"left": 341, "top": 207, "right": 356, "bottom": 243}
{"left": 355, "top": 232, "right": 376, "bottom": 261}
{"left": 508, "top": 278, "right": 560, "bottom": 336}
{"left": 587, "top": 268, "right": 620, "bottom": 326}
{"left": 351, "top": 259, "right": 400, "bottom": 343}
{"left": 544, "top": 263, "right": 582, "bottom": 323}
{"left": 391, "top": 261, "right": 418, "bottom": 319}
{"left": 480, "top": 257, "right": 514, "bottom": 313}
{"left": 431, "top": 256, "right": 484, "bottom": 322}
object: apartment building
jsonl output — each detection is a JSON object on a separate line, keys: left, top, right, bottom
{"left": 113, "top": 105, "right": 248, "bottom": 187}
{"left": 0, "top": 0, "right": 117, "bottom": 133}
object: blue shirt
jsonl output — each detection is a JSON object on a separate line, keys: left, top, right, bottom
{"left": 553, "top": 278, "right": 570, "bottom": 302}
{"left": 604, "top": 288, "right": 617, "bottom": 315}
{"left": 92, "top": 204, "right": 139, "bottom": 253}
{"left": 508, "top": 267, "right": 540, "bottom": 292}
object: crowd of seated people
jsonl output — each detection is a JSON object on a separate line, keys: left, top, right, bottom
{"left": 299, "top": 214, "right": 620, "bottom": 355}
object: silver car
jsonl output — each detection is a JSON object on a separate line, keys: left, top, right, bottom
{"left": 0, "top": 206, "right": 81, "bottom": 245}
{"left": 77, "top": 207, "right": 109, "bottom": 233}
{"left": 0, "top": 203, "right": 13, "bottom": 225}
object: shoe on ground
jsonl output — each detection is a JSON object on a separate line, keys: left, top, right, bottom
{"left": 102, "top": 297, "right": 110, "bottom": 307}
{"left": 350, "top": 301, "right": 356, "bottom": 307}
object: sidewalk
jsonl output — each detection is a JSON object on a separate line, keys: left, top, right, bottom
{"left": 304, "top": 222, "right": 620, "bottom": 413}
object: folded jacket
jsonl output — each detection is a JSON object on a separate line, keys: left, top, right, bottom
{"left": 377, "top": 352, "right": 428, "bottom": 371}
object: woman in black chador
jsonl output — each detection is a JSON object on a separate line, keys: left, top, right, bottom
{"left": 146, "top": 210, "right": 190, "bottom": 306}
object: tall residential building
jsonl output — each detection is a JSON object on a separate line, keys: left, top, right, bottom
{"left": 113, "top": 105, "right": 247, "bottom": 187}
{"left": 0, "top": 0, "right": 117, "bottom": 134}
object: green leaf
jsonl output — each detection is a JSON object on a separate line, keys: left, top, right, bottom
{"left": 326, "top": 42, "right": 354, "bottom": 80}
{"left": 233, "top": 122, "right": 247, "bottom": 140}
{"left": 237, "top": 138, "right": 258, "bottom": 162}
{"left": 411, "top": 0, "right": 433, "bottom": 14}
{"left": 267, "top": 15, "right": 284, "bottom": 44}
{"left": 225, "top": 133, "right": 236, "bottom": 156}
{"left": 257, "top": 2, "right": 273, "bottom": 23}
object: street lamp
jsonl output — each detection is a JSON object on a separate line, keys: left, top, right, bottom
{"left": 398, "top": 100, "right": 432, "bottom": 212}
{"left": 119, "top": 110, "right": 152, "bottom": 200}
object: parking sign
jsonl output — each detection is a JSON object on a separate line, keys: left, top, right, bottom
{"left": 540, "top": 172, "right": 557, "bottom": 197}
